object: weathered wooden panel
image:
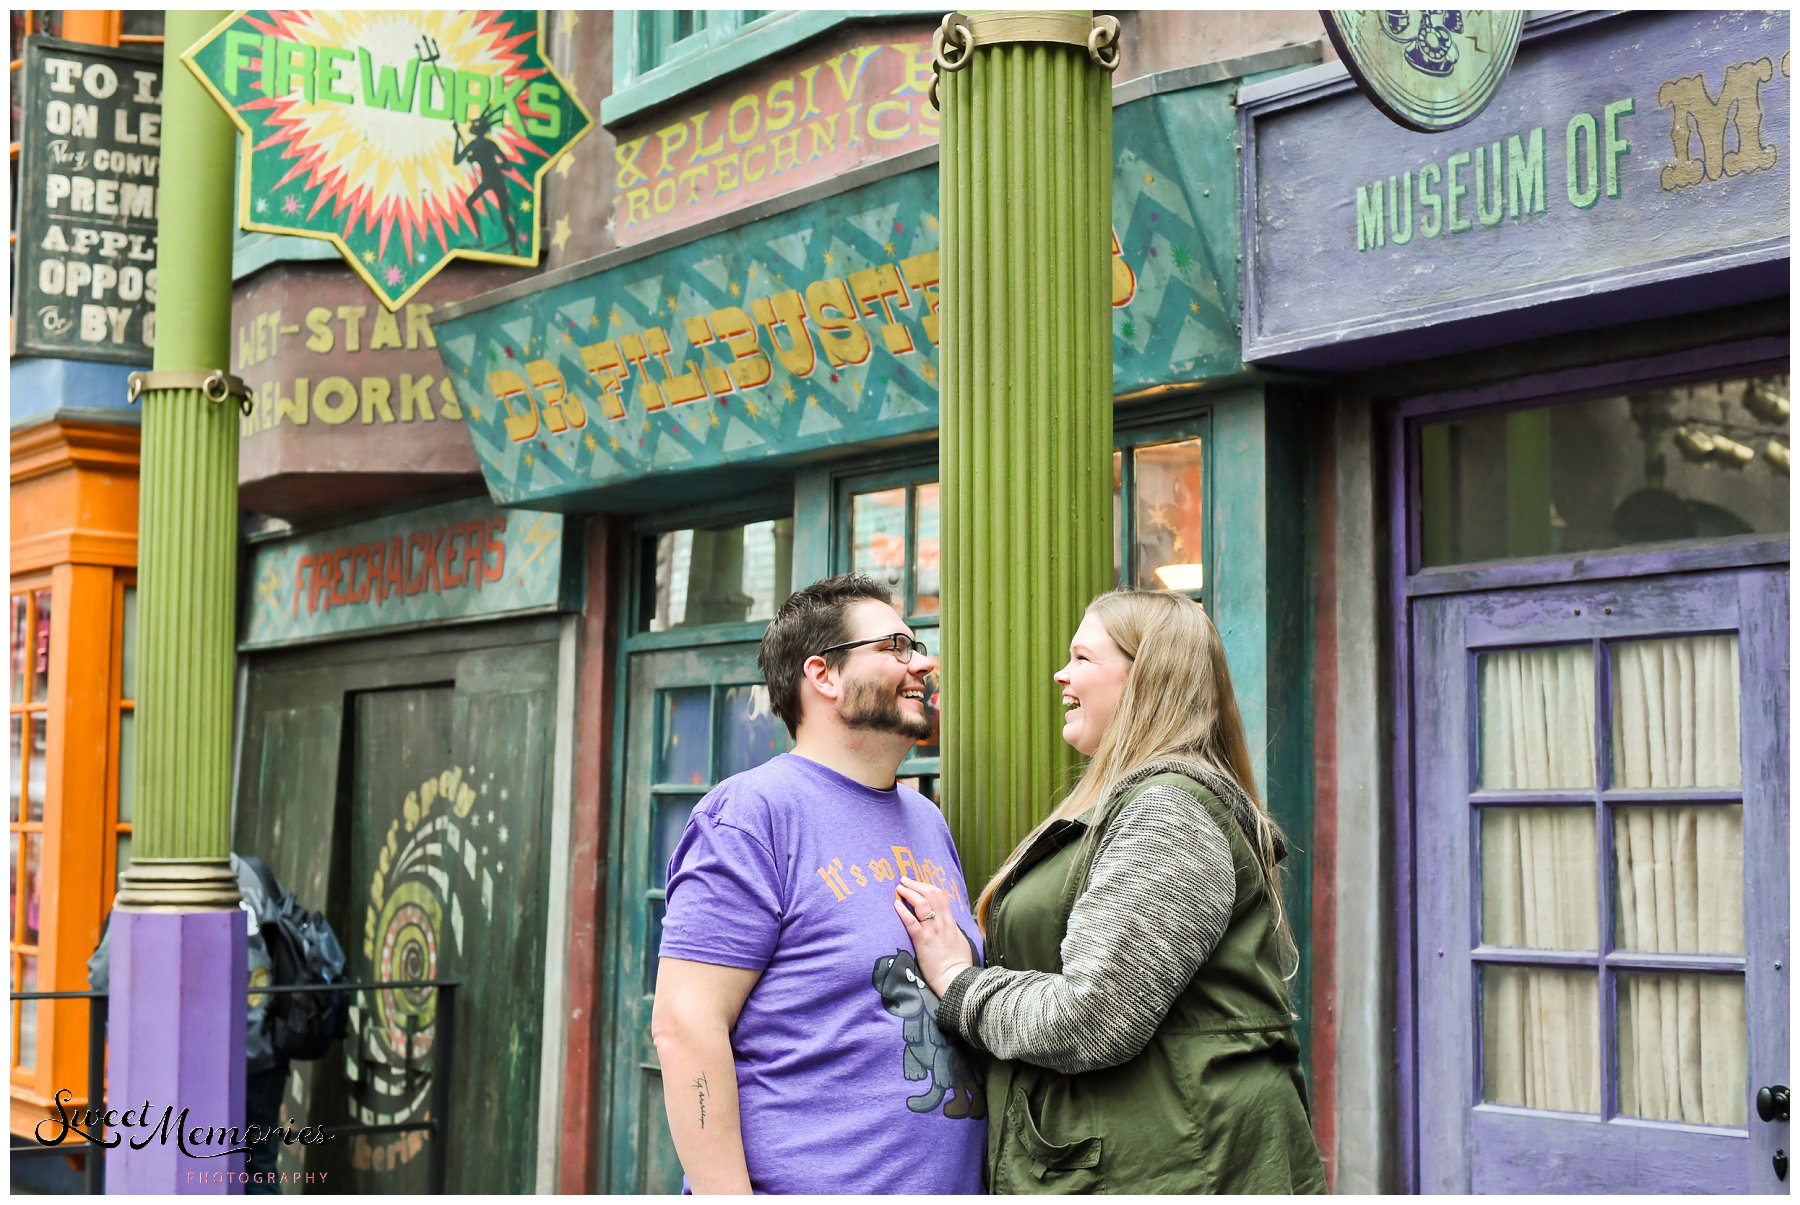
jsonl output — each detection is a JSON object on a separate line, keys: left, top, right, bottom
{"left": 235, "top": 624, "right": 561, "bottom": 1193}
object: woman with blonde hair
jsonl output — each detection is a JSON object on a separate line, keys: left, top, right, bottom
{"left": 895, "top": 590, "right": 1325, "bottom": 1194}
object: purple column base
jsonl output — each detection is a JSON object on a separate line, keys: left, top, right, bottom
{"left": 107, "top": 909, "right": 248, "bottom": 1195}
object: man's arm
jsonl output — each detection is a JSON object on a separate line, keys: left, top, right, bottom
{"left": 650, "top": 957, "right": 762, "bottom": 1194}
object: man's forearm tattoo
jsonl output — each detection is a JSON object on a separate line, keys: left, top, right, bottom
{"left": 693, "top": 1073, "right": 709, "bottom": 1130}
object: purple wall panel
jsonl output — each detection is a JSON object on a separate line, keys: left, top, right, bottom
{"left": 1242, "top": 11, "right": 1789, "bottom": 368}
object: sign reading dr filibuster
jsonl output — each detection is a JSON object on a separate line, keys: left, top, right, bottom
{"left": 13, "top": 37, "right": 162, "bottom": 363}
{"left": 183, "top": 11, "right": 591, "bottom": 311}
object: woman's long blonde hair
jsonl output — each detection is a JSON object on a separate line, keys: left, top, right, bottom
{"left": 973, "top": 590, "right": 1298, "bottom": 978}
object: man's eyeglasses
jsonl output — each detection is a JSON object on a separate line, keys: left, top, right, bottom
{"left": 816, "top": 633, "right": 929, "bottom": 663}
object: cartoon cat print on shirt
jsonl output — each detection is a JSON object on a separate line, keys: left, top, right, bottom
{"left": 872, "top": 949, "right": 987, "bottom": 1119}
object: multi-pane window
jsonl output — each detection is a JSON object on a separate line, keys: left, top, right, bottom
{"left": 640, "top": 515, "right": 795, "bottom": 633}
{"left": 849, "top": 482, "right": 940, "bottom": 620}
{"left": 621, "top": 10, "right": 779, "bottom": 84}
{"left": 1418, "top": 371, "right": 1789, "bottom": 568}
{"left": 1114, "top": 434, "right": 1207, "bottom": 598}
{"left": 1473, "top": 633, "right": 1748, "bottom": 1126}
{"left": 10, "top": 585, "right": 52, "bottom": 1072}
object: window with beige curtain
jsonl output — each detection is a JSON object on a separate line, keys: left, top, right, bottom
{"left": 1479, "top": 645, "right": 1601, "bottom": 1113}
{"left": 1611, "top": 635, "right": 1745, "bottom": 1126}
{"left": 1475, "top": 637, "right": 1745, "bottom": 1125}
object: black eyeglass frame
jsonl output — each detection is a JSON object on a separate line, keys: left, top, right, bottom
{"left": 814, "top": 633, "right": 928, "bottom": 663}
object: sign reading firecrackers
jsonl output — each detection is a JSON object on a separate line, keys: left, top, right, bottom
{"left": 13, "top": 37, "right": 163, "bottom": 362}
{"left": 183, "top": 11, "right": 591, "bottom": 309}
{"left": 347, "top": 765, "right": 495, "bottom": 1175}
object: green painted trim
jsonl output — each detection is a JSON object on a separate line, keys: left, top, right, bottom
{"left": 624, "top": 621, "right": 773, "bottom": 654}
{"left": 791, "top": 467, "right": 835, "bottom": 588}
{"left": 603, "top": 10, "right": 901, "bottom": 127}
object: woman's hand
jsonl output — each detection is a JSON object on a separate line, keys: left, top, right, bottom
{"left": 893, "top": 876, "right": 974, "bottom": 998}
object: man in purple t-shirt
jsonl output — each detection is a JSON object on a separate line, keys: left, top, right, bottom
{"left": 653, "top": 574, "right": 987, "bottom": 1194}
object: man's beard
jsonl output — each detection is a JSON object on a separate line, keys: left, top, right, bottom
{"left": 839, "top": 676, "right": 933, "bottom": 741}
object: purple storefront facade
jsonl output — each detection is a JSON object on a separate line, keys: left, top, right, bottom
{"left": 1241, "top": 10, "right": 1789, "bottom": 1195}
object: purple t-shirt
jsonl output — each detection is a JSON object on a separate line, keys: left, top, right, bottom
{"left": 661, "top": 752, "right": 986, "bottom": 1195}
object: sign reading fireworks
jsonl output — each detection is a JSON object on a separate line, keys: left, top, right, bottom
{"left": 183, "top": 11, "right": 591, "bottom": 310}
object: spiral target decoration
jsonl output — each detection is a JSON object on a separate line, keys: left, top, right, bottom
{"left": 347, "top": 765, "right": 498, "bottom": 1146}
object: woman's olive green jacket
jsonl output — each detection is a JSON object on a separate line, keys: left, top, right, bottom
{"left": 941, "top": 766, "right": 1326, "bottom": 1194}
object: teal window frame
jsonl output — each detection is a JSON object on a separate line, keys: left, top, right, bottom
{"left": 831, "top": 455, "right": 941, "bottom": 782}
{"left": 605, "top": 9, "right": 898, "bottom": 127}
{"left": 624, "top": 486, "right": 794, "bottom": 653}
{"left": 1114, "top": 404, "right": 1215, "bottom": 612}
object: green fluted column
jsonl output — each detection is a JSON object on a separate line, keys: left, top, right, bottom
{"left": 114, "top": 8, "right": 240, "bottom": 911}
{"left": 938, "top": 11, "right": 1116, "bottom": 888}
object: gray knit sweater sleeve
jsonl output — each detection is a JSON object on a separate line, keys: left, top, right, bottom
{"left": 936, "top": 783, "right": 1236, "bottom": 1074}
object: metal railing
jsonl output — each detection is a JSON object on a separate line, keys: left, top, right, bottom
{"left": 10, "top": 979, "right": 461, "bottom": 1194}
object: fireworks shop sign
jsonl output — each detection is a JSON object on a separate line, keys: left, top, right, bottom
{"left": 12, "top": 37, "right": 162, "bottom": 363}
{"left": 433, "top": 82, "right": 1249, "bottom": 509}
{"left": 239, "top": 496, "right": 578, "bottom": 649}
{"left": 1240, "top": 10, "right": 1790, "bottom": 368}
{"left": 184, "top": 11, "right": 591, "bottom": 310}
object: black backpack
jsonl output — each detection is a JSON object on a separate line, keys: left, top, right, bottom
{"left": 253, "top": 870, "right": 351, "bottom": 1062}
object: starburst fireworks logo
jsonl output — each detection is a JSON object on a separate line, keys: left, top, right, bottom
{"left": 184, "top": 10, "right": 590, "bottom": 308}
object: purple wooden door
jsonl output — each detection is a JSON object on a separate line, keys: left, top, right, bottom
{"left": 1415, "top": 568, "right": 1788, "bottom": 1193}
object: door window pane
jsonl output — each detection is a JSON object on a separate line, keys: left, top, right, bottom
{"left": 644, "top": 518, "right": 793, "bottom": 631}
{"left": 1611, "top": 635, "right": 1740, "bottom": 789}
{"left": 717, "top": 684, "right": 787, "bottom": 780}
{"left": 8, "top": 717, "right": 19, "bottom": 823}
{"left": 30, "top": 588, "right": 50, "bottom": 702}
{"left": 1133, "top": 438, "right": 1205, "bottom": 592}
{"left": 645, "top": 898, "right": 665, "bottom": 995}
{"left": 19, "top": 832, "right": 41, "bottom": 945}
{"left": 118, "top": 710, "right": 135, "bottom": 823}
{"left": 653, "top": 797, "right": 701, "bottom": 890}
{"left": 10, "top": 595, "right": 25, "bottom": 704}
{"left": 1420, "top": 371, "right": 1790, "bottom": 567}
{"left": 1481, "top": 965, "right": 1600, "bottom": 1113}
{"left": 121, "top": 586, "right": 138, "bottom": 700}
{"left": 1112, "top": 451, "right": 1125, "bottom": 588}
{"left": 1612, "top": 805, "right": 1744, "bottom": 955}
{"left": 1480, "top": 808, "right": 1597, "bottom": 950}
{"left": 851, "top": 487, "right": 908, "bottom": 602}
{"left": 1617, "top": 972, "right": 1746, "bottom": 1126}
{"left": 657, "top": 689, "right": 711, "bottom": 786}
{"left": 1478, "top": 646, "right": 1596, "bottom": 789}
{"left": 25, "top": 714, "right": 45, "bottom": 823}
{"left": 914, "top": 484, "right": 941, "bottom": 616}
{"left": 16, "top": 955, "right": 37, "bottom": 1070}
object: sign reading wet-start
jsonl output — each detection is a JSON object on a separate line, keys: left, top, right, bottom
{"left": 183, "top": 11, "right": 591, "bottom": 310}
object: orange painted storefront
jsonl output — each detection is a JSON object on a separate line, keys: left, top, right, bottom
{"left": 8, "top": 8, "right": 155, "bottom": 1144}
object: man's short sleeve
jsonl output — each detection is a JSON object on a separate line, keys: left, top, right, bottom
{"left": 660, "top": 808, "right": 784, "bottom": 972}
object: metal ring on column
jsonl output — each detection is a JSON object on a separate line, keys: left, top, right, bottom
{"left": 128, "top": 368, "right": 255, "bottom": 417}
{"left": 929, "top": 11, "right": 1124, "bottom": 110}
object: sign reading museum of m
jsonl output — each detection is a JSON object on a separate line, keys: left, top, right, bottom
{"left": 184, "top": 11, "right": 591, "bottom": 310}
{"left": 1241, "top": 9, "right": 1789, "bottom": 368}
{"left": 433, "top": 86, "right": 1249, "bottom": 511}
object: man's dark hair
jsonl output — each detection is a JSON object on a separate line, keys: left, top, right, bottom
{"left": 759, "top": 573, "right": 896, "bottom": 737}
